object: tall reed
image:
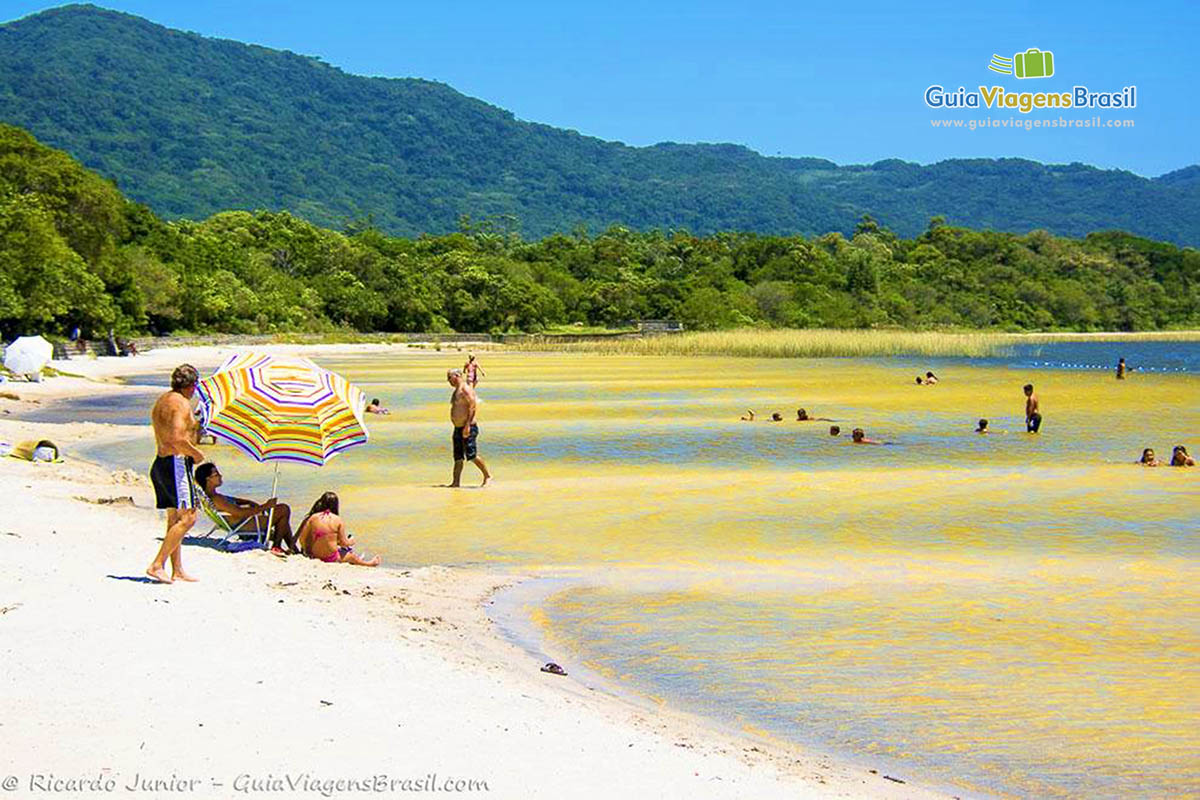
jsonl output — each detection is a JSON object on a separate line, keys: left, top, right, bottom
{"left": 512, "top": 329, "right": 1012, "bottom": 358}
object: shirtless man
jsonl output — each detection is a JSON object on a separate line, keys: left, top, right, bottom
{"left": 448, "top": 368, "right": 491, "bottom": 487}
{"left": 146, "top": 364, "right": 206, "bottom": 583}
{"left": 1024, "top": 383, "right": 1042, "bottom": 433}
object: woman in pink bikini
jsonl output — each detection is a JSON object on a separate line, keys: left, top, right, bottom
{"left": 297, "top": 492, "right": 381, "bottom": 567}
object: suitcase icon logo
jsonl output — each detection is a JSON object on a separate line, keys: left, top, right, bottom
{"left": 988, "top": 48, "right": 1055, "bottom": 79}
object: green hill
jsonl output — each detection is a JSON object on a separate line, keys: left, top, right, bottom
{"left": 3, "top": 123, "right": 1197, "bottom": 339}
{"left": 1, "top": 4, "right": 1198, "bottom": 244}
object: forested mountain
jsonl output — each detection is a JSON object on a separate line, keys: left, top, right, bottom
{"left": 1, "top": 5, "right": 1198, "bottom": 244}
{"left": 3, "top": 124, "right": 1197, "bottom": 340}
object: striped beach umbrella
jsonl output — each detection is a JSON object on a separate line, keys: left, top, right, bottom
{"left": 196, "top": 352, "right": 369, "bottom": 466}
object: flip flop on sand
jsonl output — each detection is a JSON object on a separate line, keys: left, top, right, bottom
{"left": 270, "top": 547, "right": 288, "bottom": 558}
{"left": 540, "top": 662, "right": 567, "bottom": 676}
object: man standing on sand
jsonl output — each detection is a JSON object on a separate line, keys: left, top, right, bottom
{"left": 146, "top": 364, "right": 206, "bottom": 583}
{"left": 1024, "top": 383, "right": 1042, "bottom": 433}
{"left": 448, "top": 368, "right": 491, "bottom": 487}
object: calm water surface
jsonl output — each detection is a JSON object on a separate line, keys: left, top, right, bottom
{"left": 67, "top": 343, "right": 1199, "bottom": 799}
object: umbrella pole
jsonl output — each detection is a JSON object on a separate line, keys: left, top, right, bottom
{"left": 263, "top": 462, "right": 279, "bottom": 549}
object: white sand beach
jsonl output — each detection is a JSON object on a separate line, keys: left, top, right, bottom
{"left": 0, "top": 344, "right": 954, "bottom": 799}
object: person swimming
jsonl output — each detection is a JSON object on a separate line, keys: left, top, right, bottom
{"left": 915, "top": 376, "right": 923, "bottom": 385}
{"left": 740, "top": 409, "right": 755, "bottom": 421}
{"left": 975, "top": 418, "right": 989, "bottom": 434}
{"left": 770, "top": 412, "right": 783, "bottom": 422}
{"left": 851, "top": 428, "right": 884, "bottom": 445}
{"left": 924, "top": 371, "right": 939, "bottom": 385}
{"left": 1138, "top": 448, "right": 1161, "bottom": 466}
{"left": 1170, "top": 445, "right": 1195, "bottom": 467}
{"left": 796, "top": 408, "right": 834, "bottom": 422}
{"left": 829, "top": 425, "right": 840, "bottom": 437}
{"left": 365, "top": 397, "right": 390, "bottom": 414}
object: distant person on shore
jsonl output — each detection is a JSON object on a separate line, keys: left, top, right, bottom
{"left": 829, "top": 425, "right": 841, "bottom": 437}
{"left": 448, "top": 368, "right": 491, "bottom": 487}
{"left": 194, "top": 462, "right": 298, "bottom": 555}
{"left": 1138, "top": 448, "right": 1161, "bottom": 467}
{"left": 740, "top": 409, "right": 755, "bottom": 421}
{"left": 1170, "top": 446, "right": 1195, "bottom": 467}
{"left": 365, "top": 397, "right": 390, "bottom": 415}
{"left": 463, "top": 353, "right": 485, "bottom": 388}
{"left": 297, "top": 491, "right": 381, "bottom": 567}
{"left": 145, "top": 364, "right": 206, "bottom": 584}
{"left": 796, "top": 408, "right": 833, "bottom": 422}
{"left": 1116, "top": 358, "right": 1128, "bottom": 380}
{"left": 851, "top": 428, "right": 884, "bottom": 445}
{"left": 1024, "top": 384, "right": 1042, "bottom": 433}
{"left": 924, "top": 371, "right": 939, "bottom": 385}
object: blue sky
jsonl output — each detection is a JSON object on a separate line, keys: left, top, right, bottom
{"left": 5, "top": 0, "right": 1195, "bottom": 175}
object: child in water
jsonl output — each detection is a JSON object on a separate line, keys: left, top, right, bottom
{"left": 1138, "top": 448, "right": 1161, "bottom": 466}
{"left": 1170, "top": 446, "right": 1195, "bottom": 467}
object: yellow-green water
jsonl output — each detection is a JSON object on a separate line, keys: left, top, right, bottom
{"left": 86, "top": 350, "right": 1199, "bottom": 798}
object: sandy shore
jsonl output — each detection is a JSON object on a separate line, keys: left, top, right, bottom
{"left": 0, "top": 344, "right": 955, "bottom": 799}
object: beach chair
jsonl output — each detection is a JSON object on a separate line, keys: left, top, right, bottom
{"left": 195, "top": 490, "right": 267, "bottom": 552}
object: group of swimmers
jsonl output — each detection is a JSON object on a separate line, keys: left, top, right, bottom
{"left": 740, "top": 408, "right": 883, "bottom": 444}
{"left": 737, "top": 359, "right": 1193, "bottom": 464}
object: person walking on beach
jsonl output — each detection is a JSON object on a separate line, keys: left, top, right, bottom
{"left": 448, "top": 368, "right": 491, "bottom": 487}
{"left": 146, "top": 364, "right": 206, "bottom": 583}
{"left": 1024, "top": 384, "right": 1042, "bottom": 433}
{"left": 1116, "top": 358, "right": 1128, "bottom": 380}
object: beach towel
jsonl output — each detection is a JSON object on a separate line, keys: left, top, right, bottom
{"left": 8, "top": 439, "right": 62, "bottom": 462}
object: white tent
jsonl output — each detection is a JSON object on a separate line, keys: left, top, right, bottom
{"left": 3, "top": 335, "right": 54, "bottom": 378}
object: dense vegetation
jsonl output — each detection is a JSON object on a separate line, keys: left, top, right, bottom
{"left": 3, "top": 124, "right": 1198, "bottom": 341}
{"left": 1, "top": 5, "right": 1198, "bottom": 244}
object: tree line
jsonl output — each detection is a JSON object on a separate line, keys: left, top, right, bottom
{"left": 2, "top": 124, "right": 1197, "bottom": 340}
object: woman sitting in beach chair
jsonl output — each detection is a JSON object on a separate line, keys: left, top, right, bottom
{"left": 297, "top": 491, "right": 381, "bottom": 567}
{"left": 194, "top": 462, "right": 299, "bottom": 554}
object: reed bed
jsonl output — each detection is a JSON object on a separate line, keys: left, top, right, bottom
{"left": 1012, "top": 330, "right": 1200, "bottom": 343}
{"left": 513, "top": 328, "right": 1012, "bottom": 358}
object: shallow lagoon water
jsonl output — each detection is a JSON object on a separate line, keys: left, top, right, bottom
{"left": 73, "top": 345, "right": 1199, "bottom": 798}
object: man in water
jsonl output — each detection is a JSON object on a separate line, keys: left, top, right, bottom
{"left": 146, "top": 364, "right": 206, "bottom": 583}
{"left": 829, "top": 425, "right": 841, "bottom": 437}
{"left": 1116, "top": 358, "right": 1128, "bottom": 380}
{"left": 796, "top": 408, "right": 834, "bottom": 422}
{"left": 740, "top": 409, "right": 755, "bottom": 421}
{"left": 448, "top": 368, "right": 491, "bottom": 487}
{"left": 365, "top": 397, "right": 390, "bottom": 414}
{"left": 1024, "top": 384, "right": 1042, "bottom": 433}
{"left": 976, "top": 419, "right": 989, "bottom": 434}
